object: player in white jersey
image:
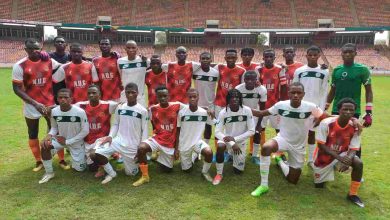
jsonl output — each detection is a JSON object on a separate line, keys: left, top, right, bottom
{"left": 293, "top": 45, "right": 329, "bottom": 166}
{"left": 235, "top": 71, "right": 267, "bottom": 165}
{"left": 192, "top": 52, "right": 219, "bottom": 145}
{"left": 250, "top": 82, "right": 327, "bottom": 196}
{"left": 177, "top": 88, "right": 214, "bottom": 182}
{"left": 89, "top": 83, "right": 148, "bottom": 184}
{"left": 117, "top": 40, "right": 150, "bottom": 106}
{"left": 39, "top": 89, "right": 89, "bottom": 184}
{"left": 213, "top": 89, "right": 255, "bottom": 185}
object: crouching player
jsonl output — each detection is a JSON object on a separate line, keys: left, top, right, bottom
{"left": 250, "top": 82, "right": 326, "bottom": 196}
{"left": 177, "top": 88, "right": 214, "bottom": 182}
{"left": 213, "top": 89, "right": 255, "bottom": 185}
{"left": 90, "top": 83, "right": 148, "bottom": 184}
{"left": 313, "top": 98, "right": 364, "bottom": 208}
{"left": 39, "top": 89, "right": 89, "bottom": 184}
{"left": 133, "top": 85, "right": 185, "bottom": 187}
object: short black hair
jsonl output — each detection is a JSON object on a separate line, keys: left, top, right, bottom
{"left": 337, "top": 98, "right": 357, "bottom": 110}
{"left": 226, "top": 89, "right": 243, "bottom": 110}
{"left": 283, "top": 45, "right": 295, "bottom": 52}
{"left": 99, "top": 37, "right": 111, "bottom": 44}
{"left": 88, "top": 84, "right": 101, "bottom": 92}
{"left": 244, "top": 70, "right": 257, "bottom": 79}
{"left": 200, "top": 51, "right": 212, "bottom": 58}
{"left": 187, "top": 88, "right": 199, "bottom": 95}
{"left": 125, "top": 82, "right": 138, "bottom": 92}
{"left": 155, "top": 85, "right": 168, "bottom": 94}
{"left": 341, "top": 43, "right": 357, "bottom": 51}
{"left": 70, "top": 42, "right": 83, "bottom": 50}
{"left": 58, "top": 88, "right": 72, "bottom": 96}
{"left": 306, "top": 45, "right": 321, "bottom": 54}
{"left": 53, "top": 36, "right": 66, "bottom": 42}
{"left": 241, "top": 47, "right": 255, "bottom": 56}
{"left": 24, "top": 38, "right": 39, "bottom": 46}
{"left": 225, "top": 49, "right": 238, "bottom": 55}
{"left": 289, "top": 82, "right": 305, "bottom": 92}
{"left": 263, "top": 49, "right": 275, "bottom": 56}
{"left": 151, "top": 54, "right": 161, "bottom": 60}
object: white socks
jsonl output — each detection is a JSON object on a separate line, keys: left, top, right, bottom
{"left": 103, "top": 163, "right": 117, "bottom": 177}
{"left": 42, "top": 159, "right": 53, "bottom": 173}
{"left": 260, "top": 156, "right": 270, "bottom": 186}
{"left": 216, "top": 162, "right": 224, "bottom": 175}
{"left": 202, "top": 162, "right": 211, "bottom": 174}
{"left": 252, "top": 144, "right": 260, "bottom": 157}
{"left": 308, "top": 144, "right": 315, "bottom": 162}
{"left": 277, "top": 159, "right": 290, "bottom": 176}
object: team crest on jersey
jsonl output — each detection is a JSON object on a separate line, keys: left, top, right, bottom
{"left": 84, "top": 69, "right": 89, "bottom": 75}
{"left": 299, "top": 113, "right": 306, "bottom": 119}
{"left": 90, "top": 117, "right": 97, "bottom": 123}
{"left": 43, "top": 65, "right": 49, "bottom": 72}
{"left": 238, "top": 116, "right": 244, "bottom": 121}
{"left": 316, "top": 72, "right": 321, "bottom": 78}
{"left": 56, "top": 116, "right": 62, "bottom": 121}
{"left": 70, "top": 116, "right": 76, "bottom": 122}
{"left": 198, "top": 116, "right": 203, "bottom": 121}
{"left": 136, "top": 63, "right": 141, "bottom": 67}
{"left": 132, "top": 111, "right": 138, "bottom": 117}
{"left": 208, "top": 76, "right": 214, "bottom": 81}
{"left": 273, "top": 74, "right": 278, "bottom": 79}
{"left": 341, "top": 72, "right": 348, "bottom": 79}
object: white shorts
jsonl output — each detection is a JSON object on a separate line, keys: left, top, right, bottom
{"left": 23, "top": 103, "right": 43, "bottom": 119}
{"left": 261, "top": 115, "right": 280, "bottom": 129}
{"left": 84, "top": 142, "right": 97, "bottom": 165}
{"left": 95, "top": 140, "right": 139, "bottom": 176}
{"left": 313, "top": 152, "right": 352, "bottom": 184}
{"left": 179, "top": 140, "right": 209, "bottom": 170}
{"left": 218, "top": 140, "right": 247, "bottom": 171}
{"left": 51, "top": 137, "right": 86, "bottom": 171}
{"left": 144, "top": 138, "right": 174, "bottom": 168}
{"left": 273, "top": 135, "right": 305, "bottom": 169}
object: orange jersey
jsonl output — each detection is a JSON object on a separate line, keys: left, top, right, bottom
{"left": 145, "top": 70, "right": 167, "bottom": 107}
{"left": 53, "top": 61, "right": 99, "bottom": 103}
{"left": 150, "top": 102, "right": 181, "bottom": 148}
{"left": 214, "top": 64, "right": 246, "bottom": 107}
{"left": 285, "top": 62, "right": 304, "bottom": 86}
{"left": 93, "top": 56, "right": 122, "bottom": 101}
{"left": 257, "top": 65, "right": 286, "bottom": 108}
{"left": 314, "top": 117, "right": 360, "bottom": 167}
{"left": 166, "top": 62, "right": 195, "bottom": 103}
{"left": 238, "top": 62, "right": 259, "bottom": 71}
{"left": 12, "top": 58, "right": 58, "bottom": 106}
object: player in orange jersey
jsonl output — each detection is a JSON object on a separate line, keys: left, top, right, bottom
{"left": 145, "top": 55, "right": 168, "bottom": 107}
{"left": 238, "top": 47, "right": 259, "bottom": 71}
{"left": 12, "top": 38, "right": 69, "bottom": 171}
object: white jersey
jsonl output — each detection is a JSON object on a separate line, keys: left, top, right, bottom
{"left": 49, "top": 105, "right": 89, "bottom": 147}
{"left": 293, "top": 65, "right": 329, "bottom": 109}
{"left": 268, "top": 100, "right": 323, "bottom": 148}
{"left": 215, "top": 105, "right": 255, "bottom": 143}
{"left": 109, "top": 103, "right": 148, "bottom": 153}
{"left": 117, "top": 56, "right": 150, "bottom": 103}
{"left": 192, "top": 66, "right": 219, "bottom": 107}
{"left": 235, "top": 83, "right": 267, "bottom": 110}
{"left": 177, "top": 106, "right": 212, "bottom": 151}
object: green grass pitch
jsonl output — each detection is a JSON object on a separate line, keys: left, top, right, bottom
{"left": 0, "top": 68, "right": 389, "bottom": 219}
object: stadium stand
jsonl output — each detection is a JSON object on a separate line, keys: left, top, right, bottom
{"left": 2, "top": 0, "right": 389, "bottom": 28}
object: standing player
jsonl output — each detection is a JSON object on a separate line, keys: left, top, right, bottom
{"left": 192, "top": 52, "right": 219, "bottom": 145}
{"left": 236, "top": 71, "right": 267, "bottom": 165}
{"left": 177, "top": 88, "right": 214, "bottom": 182}
{"left": 12, "top": 38, "right": 68, "bottom": 171}
{"left": 117, "top": 40, "right": 149, "bottom": 106}
{"left": 255, "top": 49, "right": 287, "bottom": 146}
{"left": 53, "top": 43, "right": 99, "bottom": 103}
{"left": 75, "top": 85, "right": 117, "bottom": 171}
{"left": 89, "top": 83, "right": 148, "bottom": 184}
{"left": 39, "top": 88, "right": 89, "bottom": 184}
{"left": 213, "top": 89, "right": 255, "bottom": 185}
{"left": 293, "top": 45, "right": 329, "bottom": 167}
{"left": 93, "top": 38, "right": 122, "bottom": 101}
{"left": 282, "top": 46, "right": 304, "bottom": 87}
{"left": 164, "top": 46, "right": 200, "bottom": 103}
{"left": 238, "top": 47, "right": 259, "bottom": 71}
{"left": 250, "top": 82, "right": 326, "bottom": 196}
{"left": 326, "top": 43, "right": 373, "bottom": 158}
{"left": 132, "top": 86, "right": 184, "bottom": 187}
{"left": 145, "top": 55, "right": 167, "bottom": 107}
{"left": 313, "top": 98, "right": 364, "bottom": 207}
{"left": 49, "top": 36, "right": 69, "bottom": 104}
